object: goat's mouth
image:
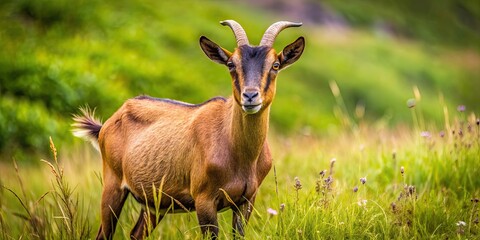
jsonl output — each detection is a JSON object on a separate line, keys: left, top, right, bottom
{"left": 242, "top": 104, "right": 262, "bottom": 114}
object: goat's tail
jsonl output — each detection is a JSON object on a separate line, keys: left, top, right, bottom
{"left": 72, "top": 107, "right": 103, "bottom": 151}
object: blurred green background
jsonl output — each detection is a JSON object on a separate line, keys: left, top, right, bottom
{"left": 0, "top": 0, "right": 479, "bottom": 161}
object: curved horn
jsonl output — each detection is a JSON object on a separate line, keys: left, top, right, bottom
{"left": 259, "top": 21, "right": 302, "bottom": 47}
{"left": 220, "top": 20, "right": 249, "bottom": 47}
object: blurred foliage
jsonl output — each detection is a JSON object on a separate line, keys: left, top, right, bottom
{"left": 0, "top": 0, "right": 479, "bottom": 161}
{"left": 325, "top": 0, "right": 480, "bottom": 50}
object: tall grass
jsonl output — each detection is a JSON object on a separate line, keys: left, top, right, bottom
{"left": 0, "top": 96, "right": 479, "bottom": 239}
{"left": 248, "top": 113, "right": 479, "bottom": 239}
{"left": 1, "top": 138, "right": 91, "bottom": 239}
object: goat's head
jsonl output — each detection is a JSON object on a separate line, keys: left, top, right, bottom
{"left": 200, "top": 20, "right": 305, "bottom": 114}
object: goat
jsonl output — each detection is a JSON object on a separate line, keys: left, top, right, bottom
{"left": 73, "top": 20, "right": 305, "bottom": 239}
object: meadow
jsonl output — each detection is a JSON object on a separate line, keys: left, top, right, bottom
{"left": 1, "top": 0, "right": 479, "bottom": 239}
{"left": 1, "top": 93, "right": 479, "bottom": 239}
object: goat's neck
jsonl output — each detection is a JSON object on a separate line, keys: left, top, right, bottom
{"left": 229, "top": 101, "right": 270, "bottom": 162}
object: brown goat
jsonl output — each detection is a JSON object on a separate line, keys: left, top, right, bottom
{"left": 73, "top": 20, "right": 304, "bottom": 239}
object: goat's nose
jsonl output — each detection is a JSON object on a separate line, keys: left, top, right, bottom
{"left": 242, "top": 91, "right": 259, "bottom": 102}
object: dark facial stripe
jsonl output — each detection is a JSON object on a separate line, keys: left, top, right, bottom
{"left": 264, "top": 73, "right": 272, "bottom": 93}
{"left": 239, "top": 45, "right": 270, "bottom": 88}
{"left": 233, "top": 73, "right": 241, "bottom": 92}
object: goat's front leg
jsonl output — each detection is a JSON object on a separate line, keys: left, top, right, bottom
{"left": 232, "top": 195, "right": 256, "bottom": 239}
{"left": 195, "top": 195, "right": 219, "bottom": 238}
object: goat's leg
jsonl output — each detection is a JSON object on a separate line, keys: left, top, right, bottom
{"left": 232, "top": 196, "right": 256, "bottom": 239}
{"left": 96, "top": 171, "right": 129, "bottom": 240}
{"left": 130, "top": 208, "right": 162, "bottom": 240}
{"left": 195, "top": 196, "right": 219, "bottom": 238}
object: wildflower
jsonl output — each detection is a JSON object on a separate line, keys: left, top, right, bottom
{"left": 406, "top": 98, "right": 416, "bottom": 108}
{"left": 391, "top": 202, "right": 396, "bottom": 212}
{"left": 400, "top": 166, "right": 405, "bottom": 175}
{"left": 267, "top": 208, "right": 278, "bottom": 216}
{"left": 360, "top": 177, "right": 367, "bottom": 185}
{"left": 457, "top": 105, "right": 466, "bottom": 112}
{"left": 439, "top": 131, "right": 445, "bottom": 138}
{"left": 279, "top": 203, "right": 285, "bottom": 212}
{"left": 405, "top": 185, "right": 416, "bottom": 197}
{"left": 353, "top": 186, "right": 358, "bottom": 193}
{"left": 457, "top": 221, "right": 466, "bottom": 235}
{"left": 319, "top": 170, "right": 327, "bottom": 178}
{"left": 294, "top": 177, "right": 302, "bottom": 190}
{"left": 397, "top": 192, "right": 404, "bottom": 201}
{"left": 409, "top": 185, "right": 415, "bottom": 194}
{"left": 420, "top": 131, "right": 431, "bottom": 138}
{"left": 324, "top": 176, "right": 333, "bottom": 185}
{"left": 357, "top": 199, "right": 367, "bottom": 206}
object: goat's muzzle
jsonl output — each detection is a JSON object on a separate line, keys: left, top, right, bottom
{"left": 241, "top": 88, "right": 262, "bottom": 114}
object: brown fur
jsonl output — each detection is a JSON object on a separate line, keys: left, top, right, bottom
{"left": 73, "top": 21, "right": 304, "bottom": 239}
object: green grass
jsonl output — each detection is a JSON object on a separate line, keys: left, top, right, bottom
{"left": 1, "top": 106, "right": 479, "bottom": 239}
{"left": 0, "top": 0, "right": 479, "bottom": 238}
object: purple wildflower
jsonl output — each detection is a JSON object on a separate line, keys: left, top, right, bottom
{"left": 267, "top": 208, "right": 278, "bottom": 216}
{"left": 360, "top": 177, "right": 367, "bottom": 185}
{"left": 420, "top": 131, "right": 431, "bottom": 138}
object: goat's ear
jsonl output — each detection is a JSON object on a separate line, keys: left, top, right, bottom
{"left": 278, "top": 37, "right": 305, "bottom": 70}
{"left": 200, "top": 36, "right": 232, "bottom": 65}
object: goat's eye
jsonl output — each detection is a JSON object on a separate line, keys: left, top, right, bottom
{"left": 227, "top": 61, "right": 235, "bottom": 70}
{"left": 272, "top": 62, "right": 280, "bottom": 71}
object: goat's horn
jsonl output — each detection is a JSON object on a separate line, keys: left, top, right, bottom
{"left": 220, "top": 20, "right": 249, "bottom": 47}
{"left": 259, "top": 21, "right": 302, "bottom": 47}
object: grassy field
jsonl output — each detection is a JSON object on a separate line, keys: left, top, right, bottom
{"left": 1, "top": 0, "right": 479, "bottom": 239}
{"left": 1, "top": 98, "right": 479, "bottom": 239}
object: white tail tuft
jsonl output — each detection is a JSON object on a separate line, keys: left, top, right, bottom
{"left": 72, "top": 106, "right": 103, "bottom": 152}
